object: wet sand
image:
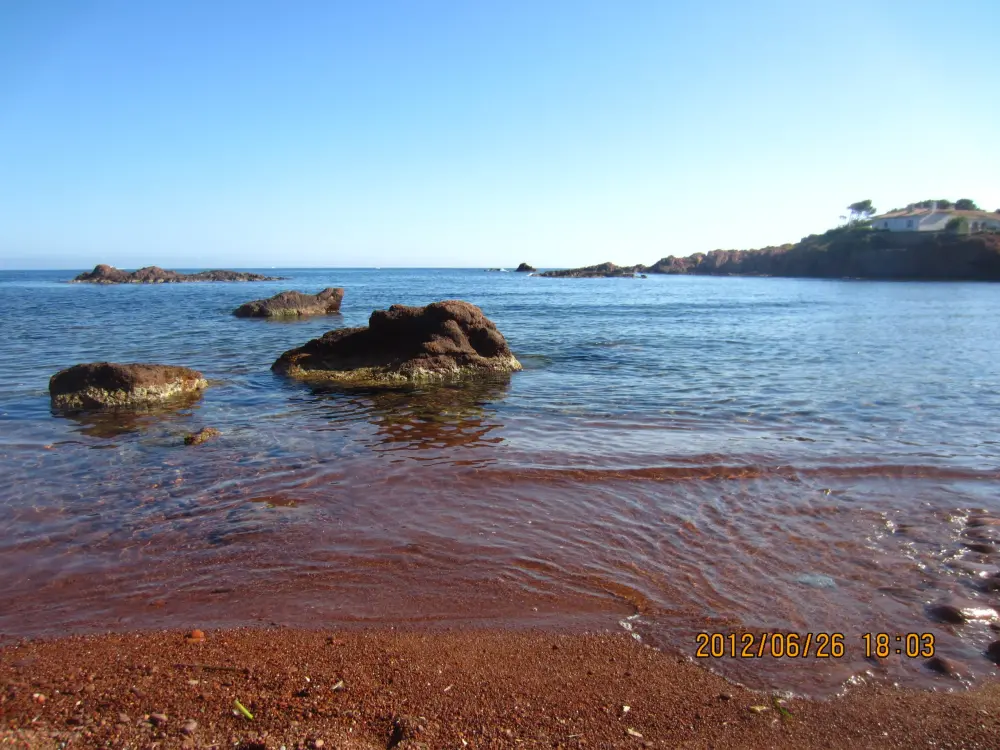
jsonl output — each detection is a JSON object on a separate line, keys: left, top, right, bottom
{"left": 2, "top": 628, "right": 998, "bottom": 749}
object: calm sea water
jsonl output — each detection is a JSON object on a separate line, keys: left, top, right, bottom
{"left": 1, "top": 268, "right": 999, "bottom": 695}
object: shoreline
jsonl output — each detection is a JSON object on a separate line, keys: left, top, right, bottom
{"left": 2, "top": 627, "right": 998, "bottom": 749}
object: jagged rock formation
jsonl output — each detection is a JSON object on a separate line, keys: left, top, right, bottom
{"left": 233, "top": 288, "right": 345, "bottom": 318}
{"left": 272, "top": 300, "right": 521, "bottom": 385}
{"left": 515, "top": 263, "right": 536, "bottom": 272}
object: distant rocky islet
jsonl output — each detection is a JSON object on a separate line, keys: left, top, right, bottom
{"left": 72, "top": 264, "right": 285, "bottom": 283}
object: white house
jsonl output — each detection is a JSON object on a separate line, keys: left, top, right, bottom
{"left": 870, "top": 207, "right": 1000, "bottom": 233}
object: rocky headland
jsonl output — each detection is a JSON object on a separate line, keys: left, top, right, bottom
{"left": 544, "top": 229, "right": 1000, "bottom": 281}
{"left": 49, "top": 363, "right": 208, "bottom": 410}
{"left": 71, "top": 264, "right": 284, "bottom": 284}
{"left": 515, "top": 262, "right": 536, "bottom": 272}
{"left": 272, "top": 300, "right": 521, "bottom": 385}
{"left": 233, "top": 288, "right": 345, "bottom": 318}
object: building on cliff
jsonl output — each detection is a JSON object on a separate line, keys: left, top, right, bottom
{"left": 871, "top": 207, "right": 1000, "bottom": 233}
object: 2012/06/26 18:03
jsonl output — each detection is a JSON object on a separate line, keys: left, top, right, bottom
{"left": 694, "top": 632, "right": 936, "bottom": 659}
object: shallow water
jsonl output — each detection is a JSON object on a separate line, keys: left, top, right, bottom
{"left": 1, "top": 268, "right": 999, "bottom": 696}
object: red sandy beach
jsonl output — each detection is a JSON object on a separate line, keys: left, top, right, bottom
{"left": 1, "top": 628, "right": 998, "bottom": 749}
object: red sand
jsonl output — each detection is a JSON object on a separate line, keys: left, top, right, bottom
{"left": 1, "top": 628, "right": 998, "bottom": 749}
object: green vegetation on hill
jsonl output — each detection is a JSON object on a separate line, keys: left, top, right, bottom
{"left": 886, "top": 197, "right": 981, "bottom": 212}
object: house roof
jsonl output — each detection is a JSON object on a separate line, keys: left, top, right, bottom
{"left": 872, "top": 208, "right": 1000, "bottom": 221}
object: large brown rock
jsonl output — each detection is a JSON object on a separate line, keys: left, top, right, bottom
{"left": 71, "top": 264, "right": 283, "bottom": 283}
{"left": 233, "top": 288, "right": 344, "bottom": 318}
{"left": 272, "top": 300, "right": 521, "bottom": 384}
{"left": 49, "top": 363, "right": 208, "bottom": 409}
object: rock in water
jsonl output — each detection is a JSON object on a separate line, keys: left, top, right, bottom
{"left": 515, "top": 263, "right": 536, "bottom": 272}
{"left": 539, "top": 262, "right": 642, "bottom": 278}
{"left": 272, "top": 300, "right": 521, "bottom": 385}
{"left": 987, "top": 640, "right": 1000, "bottom": 664}
{"left": 49, "top": 363, "right": 208, "bottom": 409}
{"left": 927, "top": 597, "right": 999, "bottom": 624}
{"left": 183, "top": 427, "right": 221, "bottom": 445}
{"left": 71, "top": 264, "right": 283, "bottom": 283}
{"left": 233, "top": 288, "right": 345, "bottom": 318}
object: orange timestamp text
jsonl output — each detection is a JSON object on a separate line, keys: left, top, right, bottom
{"left": 694, "top": 632, "right": 936, "bottom": 659}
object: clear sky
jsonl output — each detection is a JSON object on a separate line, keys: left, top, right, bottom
{"left": 2, "top": 1, "right": 998, "bottom": 270}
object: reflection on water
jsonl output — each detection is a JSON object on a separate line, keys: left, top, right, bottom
{"left": 298, "top": 376, "right": 511, "bottom": 457}
{"left": 52, "top": 394, "right": 206, "bottom": 439}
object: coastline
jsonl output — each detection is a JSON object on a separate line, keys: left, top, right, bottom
{"left": 2, "top": 628, "right": 999, "bottom": 749}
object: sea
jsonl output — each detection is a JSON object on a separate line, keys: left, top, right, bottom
{"left": 1, "top": 268, "right": 998, "bottom": 696}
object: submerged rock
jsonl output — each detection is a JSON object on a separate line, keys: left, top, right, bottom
{"left": 794, "top": 573, "right": 837, "bottom": 589}
{"left": 184, "top": 427, "right": 221, "bottom": 445}
{"left": 967, "top": 515, "right": 1000, "bottom": 527}
{"left": 927, "top": 596, "right": 999, "bottom": 624}
{"left": 987, "top": 640, "right": 1000, "bottom": 664}
{"left": 50, "top": 363, "right": 208, "bottom": 409}
{"left": 515, "top": 263, "right": 536, "bottom": 272}
{"left": 924, "top": 655, "right": 970, "bottom": 679}
{"left": 233, "top": 288, "right": 344, "bottom": 318}
{"left": 272, "top": 300, "right": 521, "bottom": 385}
{"left": 71, "top": 264, "right": 283, "bottom": 284}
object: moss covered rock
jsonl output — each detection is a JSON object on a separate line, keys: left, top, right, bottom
{"left": 271, "top": 300, "right": 521, "bottom": 385}
{"left": 49, "top": 363, "right": 208, "bottom": 409}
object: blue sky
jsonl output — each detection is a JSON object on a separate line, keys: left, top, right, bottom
{"left": 2, "top": 1, "right": 998, "bottom": 270}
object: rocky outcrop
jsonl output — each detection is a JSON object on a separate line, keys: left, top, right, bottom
{"left": 542, "top": 230, "right": 1000, "bottom": 281}
{"left": 49, "top": 363, "right": 208, "bottom": 409}
{"left": 645, "top": 230, "right": 1000, "bottom": 280}
{"left": 272, "top": 300, "right": 521, "bottom": 385}
{"left": 233, "top": 288, "right": 344, "bottom": 318}
{"left": 539, "top": 262, "right": 642, "bottom": 278}
{"left": 71, "top": 264, "right": 284, "bottom": 283}
{"left": 515, "top": 263, "right": 536, "bottom": 272}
